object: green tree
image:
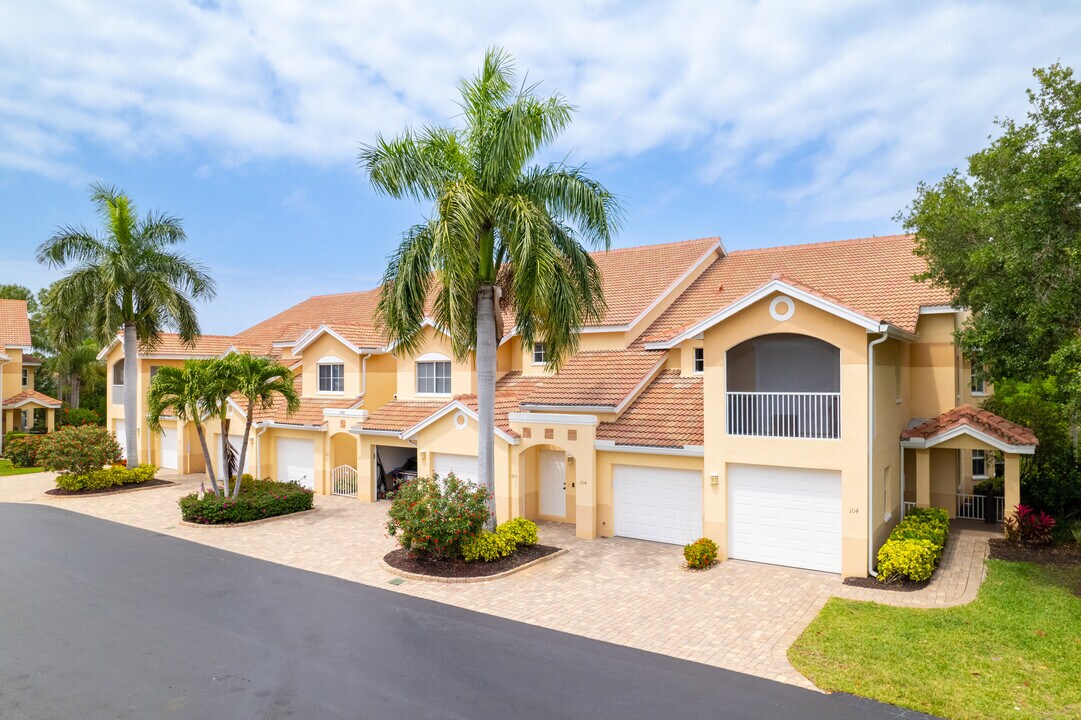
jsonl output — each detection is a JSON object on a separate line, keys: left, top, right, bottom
{"left": 901, "top": 64, "right": 1081, "bottom": 382}
{"left": 359, "top": 48, "right": 621, "bottom": 526}
{"left": 0, "top": 284, "right": 46, "bottom": 351}
{"left": 50, "top": 339, "right": 103, "bottom": 409}
{"left": 227, "top": 353, "right": 299, "bottom": 498}
{"left": 37, "top": 184, "right": 216, "bottom": 464}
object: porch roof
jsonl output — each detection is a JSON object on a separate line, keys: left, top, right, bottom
{"left": 901, "top": 404, "right": 1038, "bottom": 454}
{"left": 596, "top": 370, "right": 703, "bottom": 448}
{"left": 2, "top": 389, "right": 62, "bottom": 409}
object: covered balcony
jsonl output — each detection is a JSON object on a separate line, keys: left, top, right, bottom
{"left": 725, "top": 333, "right": 841, "bottom": 439}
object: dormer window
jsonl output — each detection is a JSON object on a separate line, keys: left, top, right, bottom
{"left": 416, "top": 355, "right": 451, "bottom": 395}
{"left": 532, "top": 342, "right": 546, "bottom": 365}
{"left": 317, "top": 356, "right": 345, "bottom": 393}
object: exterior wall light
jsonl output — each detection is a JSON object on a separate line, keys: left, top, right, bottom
{"left": 710, "top": 473, "right": 719, "bottom": 486}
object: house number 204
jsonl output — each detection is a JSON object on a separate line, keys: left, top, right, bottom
{"left": 848, "top": 508, "right": 859, "bottom": 514}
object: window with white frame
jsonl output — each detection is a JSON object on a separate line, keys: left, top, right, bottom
{"left": 22, "top": 367, "right": 28, "bottom": 387}
{"left": 318, "top": 363, "right": 345, "bottom": 393}
{"left": 693, "top": 347, "right": 704, "bottom": 373}
{"left": 532, "top": 342, "right": 546, "bottom": 365}
{"left": 112, "top": 359, "right": 124, "bottom": 385}
{"left": 416, "top": 360, "right": 451, "bottom": 394}
{"left": 971, "top": 450, "right": 987, "bottom": 478}
{"left": 970, "top": 361, "right": 987, "bottom": 395}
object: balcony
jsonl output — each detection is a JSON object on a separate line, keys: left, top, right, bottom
{"left": 726, "top": 391, "right": 840, "bottom": 439}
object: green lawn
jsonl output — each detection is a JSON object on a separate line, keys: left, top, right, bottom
{"left": 0, "top": 459, "right": 43, "bottom": 476}
{"left": 789, "top": 560, "right": 1081, "bottom": 720}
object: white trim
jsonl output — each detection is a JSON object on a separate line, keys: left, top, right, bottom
{"left": 519, "top": 404, "right": 617, "bottom": 413}
{"left": 5, "top": 397, "right": 61, "bottom": 409}
{"left": 769, "top": 295, "right": 796, "bottom": 321}
{"left": 919, "top": 305, "right": 964, "bottom": 315}
{"left": 383, "top": 318, "right": 450, "bottom": 352}
{"left": 349, "top": 427, "right": 405, "bottom": 437}
{"left": 416, "top": 351, "right": 450, "bottom": 362}
{"left": 401, "top": 401, "right": 519, "bottom": 445}
{"left": 508, "top": 412, "right": 599, "bottom": 426}
{"left": 594, "top": 440, "right": 704, "bottom": 457}
{"left": 254, "top": 420, "right": 326, "bottom": 432}
{"left": 4, "top": 345, "right": 33, "bottom": 353}
{"left": 323, "top": 408, "right": 369, "bottom": 420}
{"left": 292, "top": 325, "right": 369, "bottom": 355}
{"left": 20, "top": 358, "right": 42, "bottom": 367}
{"left": 901, "top": 424, "right": 1036, "bottom": 455}
{"left": 271, "top": 340, "right": 296, "bottom": 348}
{"left": 317, "top": 354, "right": 344, "bottom": 364}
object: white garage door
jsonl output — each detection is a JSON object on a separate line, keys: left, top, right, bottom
{"left": 433, "top": 453, "right": 479, "bottom": 485}
{"left": 728, "top": 465, "right": 841, "bottom": 573}
{"left": 277, "top": 438, "right": 315, "bottom": 489}
{"left": 160, "top": 427, "right": 178, "bottom": 470}
{"left": 613, "top": 465, "right": 703, "bottom": 545}
{"left": 114, "top": 420, "right": 126, "bottom": 459}
{"left": 217, "top": 434, "right": 251, "bottom": 476}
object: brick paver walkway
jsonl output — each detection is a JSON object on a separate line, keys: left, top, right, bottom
{"left": 1, "top": 471, "right": 995, "bottom": 688}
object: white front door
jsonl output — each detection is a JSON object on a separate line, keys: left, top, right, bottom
{"left": 276, "top": 437, "right": 315, "bottom": 489}
{"left": 539, "top": 450, "right": 566, "bottom": 517}
{"left": 432, "top": 453, "right": 479, "bottom": 485}
{"left": 160, "top": 427, "right": 178, "bottom": 470}
{"left": 114, "top": 420, "right": 126, "bottom": 459}
{"left": 613, "top": 465, "right": 703, "bottom": 545}
{"left": 728, "top": 464, "right": 841, "bottom": 573}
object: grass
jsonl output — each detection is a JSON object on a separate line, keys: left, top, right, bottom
{"left": 789, "top": 560, "right": 1081, "bottom": 720}
{"left": 0, "top": 459, "right": 43, "bottom": 476}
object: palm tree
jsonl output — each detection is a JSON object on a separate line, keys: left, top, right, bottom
{"left": 37, "top": 184, "right": 216, "bottom": 464}
{"left": 146, "top": 361, "right": 223, "bottom": 495}
{"left": 50, "top": 339, "right": 102, "bottom": 409}
{"left": 359, "top": 48, "right": 622, "bottom": 526}
{"left": 228, "top": 353, "right": 300, "bottom": 498}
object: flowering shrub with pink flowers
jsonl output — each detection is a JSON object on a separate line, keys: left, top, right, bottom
{"left": 178, "top": 475, "right": 314, "bottom": 524}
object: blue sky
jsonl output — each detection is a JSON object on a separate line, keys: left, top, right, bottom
{"left": 1, "top": 1, "right": 1079, "bottom": 334}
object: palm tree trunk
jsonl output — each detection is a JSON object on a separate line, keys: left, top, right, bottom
{"left": 220, "top": 413, "right": 232, "bottom": 497}
{"left": 71, "top": 376, "right": 81, "bottom": 409}
{"left": 233, "top": 407, "right": 254, "bottom": 499}
{"left": 194, "top": 423, "right": 220, "bottom": 495}
{"left": 122, "top": 322, "right": 139, "bottom": 465}
{"left": 476, "top": 285, "right": 498, "bottom": 530}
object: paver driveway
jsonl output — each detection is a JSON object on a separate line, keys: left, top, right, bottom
{"left": 1, "top": 471, "right": 993, "bottom": 688}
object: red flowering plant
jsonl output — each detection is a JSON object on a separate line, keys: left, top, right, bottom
{"left": 385, "top": 473, "right": 490, "bottom": 559}
{"left": 36, "top": 424, "right": 122, "bottom": 477}
{"left": 1003, "top": 504, "right": 1057, "bottom": 546}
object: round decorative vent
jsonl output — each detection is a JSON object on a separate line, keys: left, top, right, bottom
{"left": 769, "top": 295, "right": 795, "bottom": 321}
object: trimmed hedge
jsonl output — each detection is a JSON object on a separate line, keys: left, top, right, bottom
{"left": 876, "top": 506, "right": 950, "bottom": 583}
{"left": 498, "top": 517, "right": 539, "bottom": 547}
{"left": 55, "top": 464, "right": 157, "bottom": 492}
{"left": 461, "top": 517, "right": 542, "bottom": 562}
{"left": 684, "top": 537, "right": 719, "bottom": 569}
{"left": 2, "top": 434, "right": 44, "bottom": 467}
{"left": 179, "top": 476, "right": 314, "bottom": 524}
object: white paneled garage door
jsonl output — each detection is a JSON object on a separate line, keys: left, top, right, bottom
{"left": 277, "top": 437, "right": 315, "bottom": 489}
{"left": 728, "top": 464, "right": 841, "bottom": 573}
{"left": 613, "top": 465, "right": 703, "bottom": 545}
{"left": 114, "top": 420, "right": 126, "bottom": 459}
{"left": 217, "top": 434, "right": 251, "bottom": 476}
{"left": 160, "top": 427, "right": 178, "bottom": 470}
{"left": 433, "top": 453, "right": 479, "bottom": 485}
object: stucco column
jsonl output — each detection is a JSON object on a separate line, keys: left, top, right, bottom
{"left": 46, "top": 408, "right": 55, "bottom": 432}
{"left": 915, "top": 448, "right": 931, "bottom": 508}
{"left": 1003, "top": 453, "right": 1021, "bottom": 519}
{"left": 357, "top": 437, "right": 373, "bottom": 502}
{"left": 575, "top": 450, "right": 598, "bottom": 539}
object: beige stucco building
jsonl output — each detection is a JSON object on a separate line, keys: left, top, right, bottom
{"left": 0, "top": 299, "right": 60, "bottom": 446}
{"left": 102, "top": 234, "right": 1037, "bottom": 577}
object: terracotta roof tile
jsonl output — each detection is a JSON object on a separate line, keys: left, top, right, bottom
{"left": 0, "top": 299, "right": 32, "bottom": 347}
{"left": 597, "top": 370, "right": 702, "bottom": 448}
{"left": 21, "top": 353, "right": 44, "bottom": 365}
{"left": 358, "top": 399, "right": 450, "bottom": 433}
{"left": 3, "top": 389, "right": 62, "bottom": 408}
{"left": 239, "top": 376, "right": 360, "bottom": 427}
{"left": 642, "top": 235, "right": 951, "bottom": 342}
{"left": 233, "top": 289, "right": 385, "bottom": 355}
{"left": 901, "top": 404, "right": 1038, "bottom": 447}
{"left": 521, "top": 351, "right": 665, "bottom": 408}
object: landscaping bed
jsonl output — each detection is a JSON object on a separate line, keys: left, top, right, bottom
{"left": 989, "top": 538, "right": 1081, "bottom": 568}
{"left": 384, "top": 544, "right": 561, "bottom": 579}
{"left": 46, "top": 477, "right": 175, "bottom": 496}
{"left": 178, "top": 476, "right": 314, "bottom": 525}
{"left": 841, "top": 574, "right": 929, "bottom": 592}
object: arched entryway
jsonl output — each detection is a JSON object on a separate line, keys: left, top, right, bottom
{"left": 519, "top": 445, "right": 573, "bottom": 523}
{"left": 329, "top": 432, "right": 359, "bottom": 497}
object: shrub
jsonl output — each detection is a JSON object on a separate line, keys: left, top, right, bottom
{"left": 55, "top": 464, "right": 157, "bottom": 492}
{"left": 385, "top": 473, "right": 490, "bottom": 559}
{"left": 684, "top": 537, "right": 719, "bottom": 569}
{"left": 37, "top": 425, "right": 122, "bottom": 476}
{"left": 498, "top": 517, "right": 539, "bottom": 547}
{"left": 178, "top": 477, "right": 314, "bottom": 524}
{"left": 1003, "top": 504, "right": 1057, "bottom": 546}
{"left": 2, "top": 434, "right": 44, "bottom": 467}
{"left": 462, "top": 530, "right": 517, "bottom": 562}
{"left": 876, "top": 538, "right": 938, "bottom": 582}
{"left": 58, "top": 406, "right": 104, "bottom": 427}
{"left": 972, "top": 477, "right": 1004, "bottom": 496}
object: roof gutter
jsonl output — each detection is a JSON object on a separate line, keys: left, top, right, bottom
{"left": 867, "top": 326, "right": 890, "bottom": 578}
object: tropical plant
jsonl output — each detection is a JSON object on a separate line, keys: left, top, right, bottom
{"left": 1, "top": 435, "right": 44, "bottom": 467}
{"left": 226, "top": 353, "right": 299, "bottom": 498}
{"left": 385, "top": 473, "right": 490, "bottom": 559}
{"left": 36, "top": 424, "right": 122, "bottom": 477}
{"left": 178, "top": 476, "right": 313, "bottom": 525}
{"left": 360, "top": 48, "right": 621, "bottom": 527}
{"left": 36, "top": 183, "right": 216, "bottom": 464}
{"left": 1003, "top": 504, "right": 1057, "bottom": 546}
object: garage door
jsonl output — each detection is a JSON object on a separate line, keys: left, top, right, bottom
{"left": 114, "top": 420, "right": 126, "bottom": 459}
{"left": 728, "top": 465, "right": 841, "bottom": 573}
{"left": 613, "top": 465, "right": 703, "bottom": 545}
{"left": 217, "top": 434, "right": 251, "bottom": 476}
{"left": 160, "top": 427, "right": 178, "bottom": 470}
{"left": 433, "top": 453, "right": 479, "bottom": 485}
{"left": 277, "top": 438, "right": 315, "bottom": 489}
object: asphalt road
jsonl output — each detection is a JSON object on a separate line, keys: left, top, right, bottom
{"left": 0, "top": 504, "right": 934, "bottom": 720}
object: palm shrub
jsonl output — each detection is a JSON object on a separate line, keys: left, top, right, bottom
{"left": 37, "top": 424, "right": 122, "bottom": 476}
{"left": 385, "top": 473, "right": 490, "bottom": 559}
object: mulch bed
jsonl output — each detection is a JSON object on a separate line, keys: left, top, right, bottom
{"left": 988, "top": 538, "right": 1081, "bottom": 568}
{"left": 842, "top": 575, "right": 931, "bottom": 592}
{"left": 384, "top": 544, "right": 561, "bottom": 579}
{"left": 45, "top": 478, "right": 175, "bottom": 496}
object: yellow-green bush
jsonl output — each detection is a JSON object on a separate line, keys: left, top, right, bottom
{"left": 684, "top": 537, "right": 719, "bottom": 569}
{"left": 876, "top": 538, "right": 938, "bottom": 582}
{"left": 462, "top": 530, "right": 516, "bottom": 562}
{"left": 497, "top": 517, "right": 539, "bottom": 546}
{"left": 55, "top": 464, "right": 157, "bottom": 492}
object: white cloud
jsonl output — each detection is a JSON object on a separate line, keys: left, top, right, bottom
{"left": 1, "top": 0, "right": 1078, "bottom": 220}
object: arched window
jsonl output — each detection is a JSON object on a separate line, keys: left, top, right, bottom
{"left": 112, "top": 358, "right": 125, "bottom": 385}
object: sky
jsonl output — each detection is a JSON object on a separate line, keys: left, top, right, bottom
{"left": 1, "top": 1, "right": 1078, "bottom": 335}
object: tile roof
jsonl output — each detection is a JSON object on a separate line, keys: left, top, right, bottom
{"left": 21, "top": 354, "right": 44, "bottom": 365}
{"left": 597, "top": 370, "right": 703, "bottom": 448}
{"left": 358, "top": 399, "right": 450, "bottom": 433}
{"left": 0, "top": 299, "right": 32, "bottom": 347}
{"left": 103, "top": 333, "right": 240, "bottom": 358}
{"left": 3, "top": 389, "right": 62, "bottom": 408}
{"left": 642, "top": 234, "right": 951, "bottom": 342}
{"left": 901, "top": 404, "right": 1038, "bottom": 447}
{"left": 451, "top": 372, "right": 545, "bottom": 437}
{"left": 239, "top": 376, "right": 361, "bottom": 427}
{"left": 233, "top": 289, "right": 385, "bottom": 355}
{"left": 520, "top": 350, "right": 665, "bottom": 408}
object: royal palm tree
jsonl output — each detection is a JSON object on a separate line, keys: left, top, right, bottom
{"left": 359, "top": 48, "right": 622, "bottom": 526}
{"left": 228, "top": 353, "right": 300, "bottom": 498}
{"left": 146, "top": 360, "right": 224, "bottom": 495}
{"left": 37, "top": 184, "right": 216, "bottom": 464}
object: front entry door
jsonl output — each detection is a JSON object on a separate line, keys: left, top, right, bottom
{"left": 539, "top": 450, "right": 566, "bottom": 517}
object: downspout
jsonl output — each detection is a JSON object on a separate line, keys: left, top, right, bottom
{"left": 867, "top": 327, "right": 890, "bottom": 578}
{"left": 0, "top": 355, "right": 6, "bottom": 457}
{"left": 255, "top": 423, "right": 268, "bottom": 479}
{"left": 899, "top": 442, "right": 906, "bottom": 520}
{"left": 360, "top": 353, "right": 371, "bottom": 397}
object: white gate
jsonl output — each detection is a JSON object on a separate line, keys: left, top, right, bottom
{"left": 332, "top": 465, "right": 358, "bottom": 497}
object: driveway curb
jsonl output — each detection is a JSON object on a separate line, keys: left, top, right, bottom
{"left": 44, "top": 480, "right": 178, "bottom": 499}
{"left": 179, "top": 508, "right": 319, "bottom": 528}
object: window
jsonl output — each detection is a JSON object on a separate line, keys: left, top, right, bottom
{"left": 417, "top": 361, "right": 451, "bottom": 395}
{"left": 972, "top": 450, "right": 986, "bottom": 478}
{"left": 21, "top": 367, "right": 28, "bottom": 387}
{"left": 318, "top": 363, "right": 345, "bottom": 393}
{"left": 693, "top": 347, "right": 704, "bottom": 373}
{"left": 112, "top": 359, "right": 124, "bottom": 385}
{"left": 149, "top": 365, "right": 160, "bottom": 380}
{"left": 532, "top": 342, "right": 546, "bottom": 365}
{"left": 971, "top": 375, "right": 986, "bottom": 395}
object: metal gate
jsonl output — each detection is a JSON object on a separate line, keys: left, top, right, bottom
{"left": 331, "top": 465, "right": 358, "bottom": 497}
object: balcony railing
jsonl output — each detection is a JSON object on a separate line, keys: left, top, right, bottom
{"left": 957, "top": 493, "right": 1005, "bottom": 522}
{"left": 726, "top": 391, "right": 840, "bottom": 439}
